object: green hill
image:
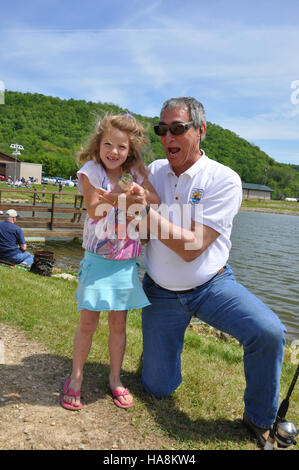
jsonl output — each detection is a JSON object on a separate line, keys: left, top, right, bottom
{"left": 0, "top": 90, "right": 298, "bottom": 198}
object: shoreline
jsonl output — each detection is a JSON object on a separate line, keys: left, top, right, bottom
{"left": 239, "top": 206, "right": 299, "bottom": 216}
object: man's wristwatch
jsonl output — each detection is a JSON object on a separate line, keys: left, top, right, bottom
{"left": 134, "top": 203, "right": 150, "bottom": 221}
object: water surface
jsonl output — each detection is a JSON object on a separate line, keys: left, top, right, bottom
{"left": 229, "top": 211, "right": 299, "bottom": 342}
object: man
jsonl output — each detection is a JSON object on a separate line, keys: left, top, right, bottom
{"left": 0, "top": 209, "right": 34, "bottom": 266}
{"left": 133, "top": 97, "right": 286, "bottom": 448}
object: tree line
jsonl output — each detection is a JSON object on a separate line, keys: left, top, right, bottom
{"left": 0, "top": 90, "right": 298, "bottom": 199}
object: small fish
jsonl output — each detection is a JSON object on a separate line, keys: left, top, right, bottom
{"left": 118, "top": 172, "right": 133, "bottom": 191}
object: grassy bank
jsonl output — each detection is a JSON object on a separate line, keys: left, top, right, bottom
{"left": 0, "top": 182, "right": 78, "bottom": 206}
{"left": 0, "top": 265, "right": 298, "bottom": 450}
{"left": 241, "top": 199, "right": 299, "bottom": 215}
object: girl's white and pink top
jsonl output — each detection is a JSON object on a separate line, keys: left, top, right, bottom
{"left": 77, "top": 160, "right": 143, "bottom": 260}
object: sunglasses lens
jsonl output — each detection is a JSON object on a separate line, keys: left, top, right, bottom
{"left": 169, "top": 123, "right": 186, "bottom": 135}
{"left": 154, "top": 122, "right": 192, "bottom": 136}
{"left": 154, "top": 125, "right": 167, "bottom": 136}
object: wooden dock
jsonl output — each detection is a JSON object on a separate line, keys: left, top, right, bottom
{"left": 0, "top": 187, "right": 86, "bottom": 239}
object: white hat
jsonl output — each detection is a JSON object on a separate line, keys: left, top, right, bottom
{"left": 6, "top": 209, "right": 18, "bottom": 218}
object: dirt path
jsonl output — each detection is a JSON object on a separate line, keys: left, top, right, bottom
{"left": 0, "top": 324, "right": 175, "bottom": 451}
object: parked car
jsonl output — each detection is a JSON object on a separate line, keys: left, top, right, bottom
{"left": 64, "top": 180, "right": 75, "bottom": 187}
{"left": 42, "top": 177, "right": 57, "bottom": 185}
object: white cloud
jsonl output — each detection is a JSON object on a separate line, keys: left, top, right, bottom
{"left": 1, "top": 15, "right": 299, "bottom": 164}
{"left": 219, "top": 97, "right": 299, "bottom": 142}
{"left": 2, "top": 24, "right": 299, "bottom": 101}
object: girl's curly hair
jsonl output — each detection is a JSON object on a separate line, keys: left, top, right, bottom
{"left": 77, "top": 114, "right": 149, "bottom": 173}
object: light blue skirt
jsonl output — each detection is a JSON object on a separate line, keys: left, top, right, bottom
{"left": 75, "top": 250, "right": 150, "bottom": 312}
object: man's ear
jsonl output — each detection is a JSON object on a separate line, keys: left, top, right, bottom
{"left": 199, "top": 122, "right": 206, "bottom": 139}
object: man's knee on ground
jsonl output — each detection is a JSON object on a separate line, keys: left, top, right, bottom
{"left": 141, "top": 374, "right": 178, "bottom": 398}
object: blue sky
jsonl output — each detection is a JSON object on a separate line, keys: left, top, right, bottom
{"left": 0, "top": 0, "right": 299, "bottom": 165}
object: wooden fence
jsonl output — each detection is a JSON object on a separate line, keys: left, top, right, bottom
{"left": 0, "top": 188, "right": 86, "bottom": 238}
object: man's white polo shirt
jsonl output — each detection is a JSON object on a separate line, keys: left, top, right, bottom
{"left": 144, "top": 151, "right": 242, "bottom": 290}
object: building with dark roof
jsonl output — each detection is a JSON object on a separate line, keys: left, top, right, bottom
{"left": 242, "top": 182, "right": 274, "bottom": 200}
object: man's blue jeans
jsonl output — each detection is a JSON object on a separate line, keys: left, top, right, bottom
{"left": 12, "top": 250, "right": 34, "bottom": 266}
{"left": 141, "top": 264, "right": 286, "bottom": 429}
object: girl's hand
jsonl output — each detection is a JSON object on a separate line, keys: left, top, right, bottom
{"left": 96, "top": 187, "right": 119, "bottom": 207}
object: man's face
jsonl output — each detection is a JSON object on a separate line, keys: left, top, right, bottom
{"left": 159, "top": 106, "right": 204, "bottom": 175}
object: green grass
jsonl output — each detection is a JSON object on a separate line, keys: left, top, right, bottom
{"left": 0, "top": 265, "right": 298, "bottom": 450}
{"left": 241, "top": 198, "right": 299, "bottom": 213}
{"left": 0, "top": 182, "right": 79, "bottom": 205}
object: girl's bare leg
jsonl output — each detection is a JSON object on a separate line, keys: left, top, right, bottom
{"left": 108, "top": 310, "right": 133, "bottom": 406}
{"left": 63, "top": 309, "right": 99, "bottom": 407}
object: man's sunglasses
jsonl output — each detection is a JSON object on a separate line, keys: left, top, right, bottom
{"left": 154, "top": 121, "right": 194, "bottom": 136}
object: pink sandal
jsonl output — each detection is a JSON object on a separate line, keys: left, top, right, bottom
{"left": 111, "top": 387, "right": 134, "bottom": 409}
{"left": 61, "top": 379, "right": 82, "bottom": 411}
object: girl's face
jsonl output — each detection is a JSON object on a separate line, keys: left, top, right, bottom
{"left": 99, "top": 127, "right": 130, "bottom": 172}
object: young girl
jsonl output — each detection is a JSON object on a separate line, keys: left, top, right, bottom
{"left": 61, "top": 114, "right": 159, "bottom": 410}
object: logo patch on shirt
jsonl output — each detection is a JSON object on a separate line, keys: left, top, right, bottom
{"left": 190, "top": 188, "right": 204, "bottom": 204}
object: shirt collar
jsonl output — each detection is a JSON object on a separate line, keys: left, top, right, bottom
{"left": 167, "top": 150, "right": 208, "bottom": 177}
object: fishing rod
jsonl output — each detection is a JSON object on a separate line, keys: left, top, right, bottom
{"left": 264, "top": 363, "right": 299, "bottom": 450}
